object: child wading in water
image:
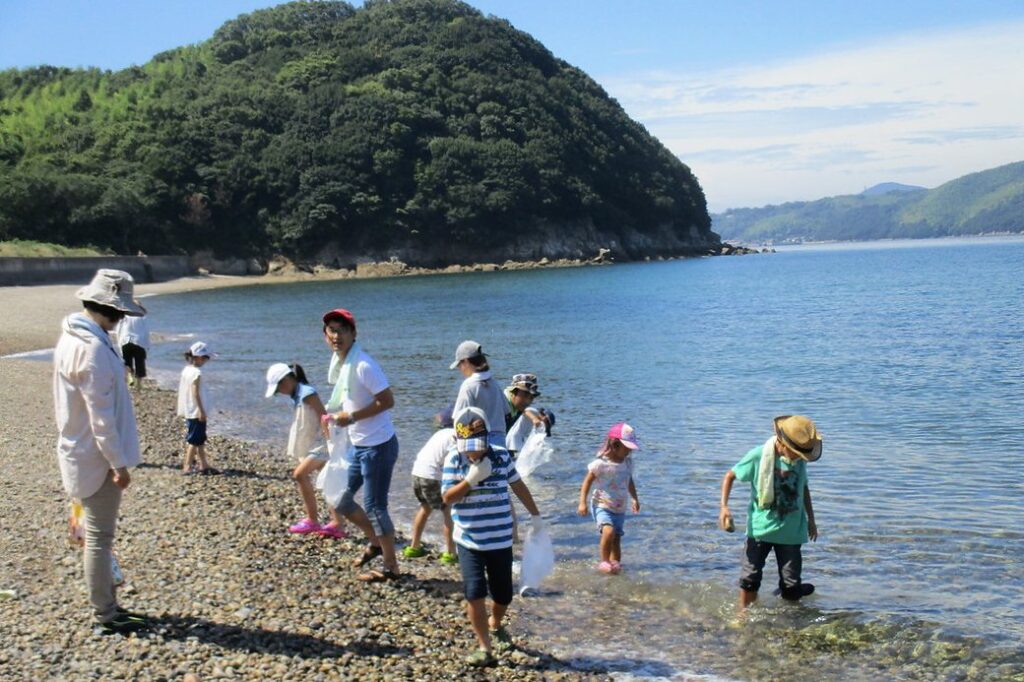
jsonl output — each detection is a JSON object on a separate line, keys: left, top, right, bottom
{"left": 578, "top": 422, "right": 641, "bottom": 574}
{"left": 176, "top": 341, "right": 216, "bottom": 474}
{"left": 442, "top": 407, "right": 543, "bottom": 667}
{"left": 403, "top": 406, "right": 458, "bottom": 564}
{"left": 265, "top": 362, "right": 348, "bottom": 539}
{"left": 719, "top": 415, "right": 822, "bottom": 609}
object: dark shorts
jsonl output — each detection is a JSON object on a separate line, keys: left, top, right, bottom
{"left": 412, "top": 476, "right": 445, "bottom": 510}
{"left": 185, "top": 419, "right": 207, "bottom": 446}
{"left": 457, "top": 545, "right": 514, "bottom": 605}
{"left": 739, "top": 537, "right": 803, "bottom": 597}
{"left": 121, "top": 343, "right": 147, "bottom": 378}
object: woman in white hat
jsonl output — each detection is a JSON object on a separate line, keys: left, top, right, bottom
{"left": 53, "top": 269, "right": 149, "bottom": 635}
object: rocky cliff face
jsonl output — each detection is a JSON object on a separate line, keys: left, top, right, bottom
{"left": 313, "top": 219, "right": 722, "bottom": 270}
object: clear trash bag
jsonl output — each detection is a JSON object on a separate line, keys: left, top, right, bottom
{"left": 316, "top": 425, "right": 354, "bottom": 509}
{"left": 519, "top": 523, "right": 555, "bottom": 595}
{"left": 515, "top": 430, "right": 554, "bottom": 478}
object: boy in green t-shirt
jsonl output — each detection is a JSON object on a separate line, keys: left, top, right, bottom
{"left": 719, "top": 415, "right": 823, "bottom": 609}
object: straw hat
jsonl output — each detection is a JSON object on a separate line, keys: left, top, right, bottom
{"left": 774, "top": 415, "right": 823, "bottom": 462}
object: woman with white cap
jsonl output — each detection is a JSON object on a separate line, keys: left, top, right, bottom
{"left": 53, "top": 269, "right": 149, "bottom": 635}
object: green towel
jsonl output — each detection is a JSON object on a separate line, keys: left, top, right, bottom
{"left": 326, "top": 341, "right": 362, "bottom": 412}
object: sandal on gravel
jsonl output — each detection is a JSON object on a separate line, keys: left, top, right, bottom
{"left": 489, "top": 625, "right": 513, "bottom": 652}
{"left": 465, "top": 648, "right": 495, "bottom": 667}
{"left": 316, "top": 522, "right": 349, "bottom": 539}
{"left": 353, "top": 544, "right": 383, "bottom": 567}
{"left": 356, "top": 569, "right": 400, "bottom": 583}
{"left": 94, "top": 613, "right": 150, "bottom": 636}
{"left": 439, "top": 551, "right": 458, "bottom": 565}
{"left": 402, "top": 545, "right": 427, "bottom": 558}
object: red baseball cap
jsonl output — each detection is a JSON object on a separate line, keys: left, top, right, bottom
{"left": 322, "top": 308, "right": 356, "bottom": 332}
{"left": 607, "top": 422, "right": 640, "bottom": 450}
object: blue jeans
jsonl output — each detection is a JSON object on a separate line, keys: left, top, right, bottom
{"left": 337, "top": 434, "right": 399, "bottom": 536}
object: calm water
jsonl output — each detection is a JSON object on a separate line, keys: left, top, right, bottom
{"left": 141, "top": 236, "right": 1024, "bottom": 680}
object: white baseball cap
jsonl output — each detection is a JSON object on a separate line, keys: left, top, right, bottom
{"left": 265, "top": 363, "right": 292, "bottom": 398}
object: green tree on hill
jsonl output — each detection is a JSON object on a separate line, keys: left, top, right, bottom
{"left": 0, "top": 0, "right": 714, "bottom": 262}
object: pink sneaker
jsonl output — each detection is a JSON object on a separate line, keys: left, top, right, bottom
{"left": 288, "top": 518, "right": 322, "bottom": 534}
{"left": 598, "top": 561, "right": 615, "bottom": 574}
{"left": 316, "top": 522, "right": 349, "bottom": 540}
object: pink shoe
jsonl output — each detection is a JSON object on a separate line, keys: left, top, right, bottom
{"left": 610, "top": 561, "right": 622, "bottom": 574}
{"left": 316, "top": 522, "right": 349, "bottom": 539}
{"left": 598, "top": 561, "right": 615, "bottom": 574}
{"left": 288, "top": 518, "right": 322, "bottom": 534}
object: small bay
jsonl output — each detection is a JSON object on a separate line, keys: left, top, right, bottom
{"left": 144, "top": 235, "right": 1024, "bottom": 680}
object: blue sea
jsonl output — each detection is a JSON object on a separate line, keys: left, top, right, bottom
{"left": 140, "top": 236, "right": 1024, "bottom": 680}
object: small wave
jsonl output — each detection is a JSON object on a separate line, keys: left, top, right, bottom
{"left": 1, "top": 348, "right": 53, "bottom": 360}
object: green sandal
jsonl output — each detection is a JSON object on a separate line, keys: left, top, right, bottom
{"left": 402, "top": 545, "right": 427, "bottom": 559}
{"left": 490, "top": 625, "right": 513, "bottom": 652}
{"left": 439, "top": 551, "right": 458, "bottom": 565}
{"left": 465, "top": 648, "right": 495, "bottom": 667}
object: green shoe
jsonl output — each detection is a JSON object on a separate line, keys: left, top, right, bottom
{"left": 490, "top": 625, "right": 513, "bottom": 652}
{"left": 465, "top": 648, "right": 495, "bottom": 667}
{"left": 439, "top": 551, "right": 458, "bottom": 565}
{"left": 402, "top": 545, "right": 427, "bottom": 559}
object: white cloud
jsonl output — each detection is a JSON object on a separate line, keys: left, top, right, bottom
{"left": 601, "top": 21, "right": 1024, "bottom": 211}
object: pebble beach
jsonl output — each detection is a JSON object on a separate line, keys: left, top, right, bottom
{"left": 0, "top": 279, "right": 607, "bottom": 681}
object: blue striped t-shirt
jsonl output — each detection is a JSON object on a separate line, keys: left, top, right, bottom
{"left": 441, "top": 444, "right": 520, "bottom": 551}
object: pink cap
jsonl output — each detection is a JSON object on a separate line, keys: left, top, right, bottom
{"left": 607, "top": 422, "right": 639, "bottom": 450}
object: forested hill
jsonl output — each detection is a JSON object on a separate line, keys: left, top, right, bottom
{"left": 713, "top": 161, "right": 1024, "bottom": 244}
{"left": 0, "top": 0, "right": 716, "bottom": 265}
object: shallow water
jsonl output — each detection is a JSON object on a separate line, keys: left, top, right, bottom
{"left": 140, "top": 236, "right": 1024, "bottom": 679}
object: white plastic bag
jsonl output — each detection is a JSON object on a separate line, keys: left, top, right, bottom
{"left": 519, "top": 523, "right": 555, "bottom": 595}
{"left": 515, "top": 430, "right": 554, "bottom": 478}
{"left": 316, "top": 425, "right": 354, "bottom": 509}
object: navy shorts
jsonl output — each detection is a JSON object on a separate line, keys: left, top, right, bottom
{"left": 457, "top": 545, "right": 514, "bottom": 605}
{"left": 185, "top": 419, "right": 207, "bottom": 446}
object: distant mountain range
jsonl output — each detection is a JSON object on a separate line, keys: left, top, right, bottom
{"left": 713, "top": 162, "right": 1024, "bottom": 243}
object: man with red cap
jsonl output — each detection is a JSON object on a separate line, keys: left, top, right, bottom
{"left": 322, "top": 308, "right": 401, "bottom": 581}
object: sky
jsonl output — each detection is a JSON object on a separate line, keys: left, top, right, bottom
{"left": 2, "top": 1, "right": 1023, "bottom": 211}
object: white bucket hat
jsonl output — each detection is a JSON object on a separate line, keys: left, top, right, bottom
{"left": 75, "top": 269, "right": 146, "bottom": 316}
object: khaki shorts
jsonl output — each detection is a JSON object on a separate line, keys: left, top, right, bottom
{"left": 412, "top": 476, "right": 445, "bottom": 510}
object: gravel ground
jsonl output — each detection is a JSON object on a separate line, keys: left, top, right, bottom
{"left": 0, "top": 358, "right": 607, "bottom": 680}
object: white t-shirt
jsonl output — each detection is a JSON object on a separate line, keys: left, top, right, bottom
{"left": 337, "top": 349, "right": 395, "bottom": 447}
{"left": 411, "top": 428, "right": 455, "bottom": 480}
{"left": 176, "top": 365, "right": 209, "bottom": 419}
{"left": 115, "top": 315, "right": 150, "bottom": 349}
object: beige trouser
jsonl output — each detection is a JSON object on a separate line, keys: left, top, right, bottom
{"left": 81, "top": 473, "right": 122, "bottom": 623}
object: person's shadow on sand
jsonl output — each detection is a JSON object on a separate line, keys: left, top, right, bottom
{"left": 144, "top": 614, "right": 410, "bottom": 658}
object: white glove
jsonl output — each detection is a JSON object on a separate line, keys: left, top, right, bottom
{"left": 464, "top": 458, "right": 493, "bottom": 487}
{"left": 530, "top": 515, "right": 545, "bottom": 532}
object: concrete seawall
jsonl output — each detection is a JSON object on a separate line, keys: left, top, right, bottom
{"left": 0, "top": 256, "right": 193, "bottom": 286}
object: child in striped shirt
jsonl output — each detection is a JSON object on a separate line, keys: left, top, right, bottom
{"left": 442, "top": 407, "right": 543, "bottom": 668}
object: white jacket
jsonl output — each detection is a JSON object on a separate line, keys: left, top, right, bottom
{"left": 53, "top": 313, "right": 141, "bottom": 499}
{"left": 115, "top": 314, "right": 150, "bottom": 350}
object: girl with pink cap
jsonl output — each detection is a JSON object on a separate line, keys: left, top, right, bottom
{"left": 577, "top": 422, "right": 642, "bottom": 574}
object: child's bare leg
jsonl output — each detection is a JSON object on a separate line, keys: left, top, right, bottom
{"left": 328, "top": 507, "right": 346, "bottom": 529}
{"left": 599, "top": 525, "right": 615, "bottom": 562}
{"left": 292, "top": 459, "right": 321, "bottom": 521}
{"left": 466, "top": 598, "right": 491, "bottom": 651}
{"left": 183, "top": 444, "right": 196, "bottom": 471}
{"left": 443, "top": 507, "right": 456, "bottom": 555}
{"left": 739, "top": 588, "right": 758, "bottom": 609}
{"left": 196, "top": 445, "right": 211, "bottom": 470}
{"left": 610, "top": 534, "right": 622, "bottom": 563}
{"left": 488, "top": 600, "right": 509, "bottom": 631}
{"left": 409, "top": 504, "right": 430, "bottom": 549}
